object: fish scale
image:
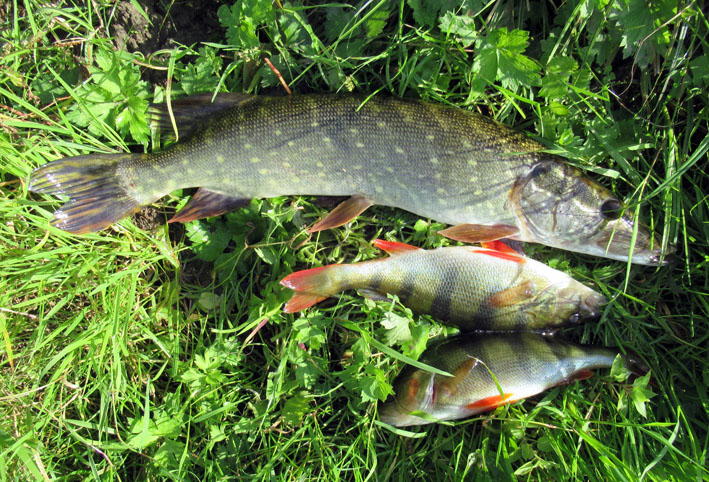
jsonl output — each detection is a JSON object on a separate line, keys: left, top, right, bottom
{"left": 332, "top": 247, "right": 586, "bottom": 328}
{"left": 280, "top": 243, "right": 607, "bottom": 331}
{"left": 379, "top": 332, "right": 648, "bottom": 426}
{"left": 30, "top": 94, "right": 669, "bottom": 264}
{"left": 131, "top": 95, "right": 530, "bottom": 224}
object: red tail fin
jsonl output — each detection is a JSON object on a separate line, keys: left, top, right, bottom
{"left": 280, "top": 265, "right": 342, "bottom": 313}
{"left": 283, "top": 293, "right": 329, "bottom": 312}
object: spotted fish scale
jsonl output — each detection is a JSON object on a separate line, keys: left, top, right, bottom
{"left": 126, "top": 95, "right": 531, "bottom": 223}
{"left": 30, "top": 94, "right": 669, "bottom": 264}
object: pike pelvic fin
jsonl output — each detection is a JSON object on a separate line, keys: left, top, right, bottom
{"left": 29, "top": 153, "right": 146, "bottom": 234}
{"left": 373, "top": 239, "right": 421, "bottom": 255}
{"left": 307, "top": 195, "right": 374, "bottom": 233}
{"left": 280, "top": 265, "right": 342, "bottom": 312}
{"left": 438, "top": 223, "right": 518, "bottom": 243}
{"left": 149, "top": 93, "right": 254, "bottom": 138}
{"left": 169, "top": 188, "right": 249, "bottom": 223}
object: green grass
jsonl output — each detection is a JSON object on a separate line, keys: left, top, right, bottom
{"left": 1, "top": 0, "right": 707, "bottom": 480}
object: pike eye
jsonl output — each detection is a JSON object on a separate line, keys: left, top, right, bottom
{"left": 529, "top": 164, "right": 549, "bottom": 179}
{"left": 600, "top": 199, "right": 623, "bottom": 220}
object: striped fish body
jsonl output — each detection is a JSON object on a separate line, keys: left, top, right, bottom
{"left": 30, "top": 94, "right": 668, "bottom": 264}
{"left": 280, "top": 241, "right": 606, "bottom": 331}
{"left": 379, "top": 333, "right": 645, "bottom": 427}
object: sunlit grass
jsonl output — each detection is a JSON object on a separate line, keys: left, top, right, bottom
{"left": 1, "top": 1, "right": 707, "bottom": 481}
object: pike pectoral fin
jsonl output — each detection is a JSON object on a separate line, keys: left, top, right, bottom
{"left": 438, "top": 224, "right": 519, "bottom": 243}
{"left": 169, "top": 188, "right": 250, "bottom": 223}
{"left": 466, "top": 393, "right": 515, "bottom": 411}
{"left": 487, "top": 280, "right": 535, "bottom": 308}
{"left": 307, "top": 195, "right": 374, "bottom": 233}
{"left": 373, "top": 239, "right": 422, "bottom": 255}
{"left": 150, "top": 93, "right": 254, "bottom": 138}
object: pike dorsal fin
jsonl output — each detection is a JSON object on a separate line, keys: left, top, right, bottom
{"left": 149, "top": 93, "right": 254, "bottom": 138}
{"left": 438, "top": 223, "right": 519, "bottom": 243}
{"left": 372, "top": 239, "right": 421, "bottom": 255}
{"left": 168, "top": 188, "right": 249, "bottom": 223}
{"left": 307, "top": 195, "right": 374, "bottom": 233}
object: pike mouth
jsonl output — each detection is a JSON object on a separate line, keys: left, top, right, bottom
{"left": 594, "top": 227, "right": 674, "bottom": 265}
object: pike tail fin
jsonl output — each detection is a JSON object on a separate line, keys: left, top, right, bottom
{"left": 280, "top": 265, "right": 343, "bottom": 312}
{"left": 29, "top": 153, "right": 145, "bottom": 234}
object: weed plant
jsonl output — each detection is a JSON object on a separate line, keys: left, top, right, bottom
{"left": 0, "top": 1, "right": 707, "bottom": 480}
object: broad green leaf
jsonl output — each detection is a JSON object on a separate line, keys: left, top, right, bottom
{"left": 630, "top": 371, "right": 656, "bottom": 418}
{"left": 359, "top": 364, "right": 393, "bottom": 402}
{"left": 381, "top": 311, "right": 412, "bottom": 345}
{"left": 439, "top": 11, "right": 477, "bottom": 47}
{"left": 185, "top": 220, "right": 232, "bottom": 262}
{"left": 540, "top": 56, "right": 578, "bottom": 98}
{"left": 282, "top": 392, "right": 311, "bottom": 425}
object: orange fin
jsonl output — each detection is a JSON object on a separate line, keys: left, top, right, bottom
{"left": 283, "top": 293, "right": 329, "bottom": 313}
{"left": 280, "top": 265, "right": 338, "bottom": 292}
{"left": 307, "top": 195, "right": 374, "bottom": 233}
{"left": 466, "top": 393, "right": 515, "bottom": 411}
{"left": 440, "top": 357, "right": 478, "bottom": 397}
{"left": 555, "top": 369, "right": 594, "bottom": 386}
{"left": 169, "top": 188, "right": 249, "bottom": 223}
{"left": 280, "top": 264, "right": 342, "bottom": 312}
{"left": 438, "top": 223, "right": 519, "bottom": 243}
{"left": 481, "top": 239, "right": 525, "bottom": 255}
{"left": 473, "top": 248, "right": 526, "bottom": 264}
{"left": 487, "top": 280, "right": 535, "bottom": 308}
{"left": 405, "top": 377, "right": 421, "bottom": 400}
{"left": 373, "top": 239, "right": 421, "bottom": 255}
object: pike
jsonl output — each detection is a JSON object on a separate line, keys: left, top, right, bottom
{"left": 379, "top": 332, "right": 648, "bottom": 427}
{"left": 30, "top": 94, "right": 670, "bottom": 264}
{"left": 280, "top": 239, "right": 606, "bottom": 331}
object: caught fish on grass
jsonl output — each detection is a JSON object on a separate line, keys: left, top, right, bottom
{"left": 30, "top": 94, "right": 671, "bottom": 264}
{"left": 281, "top": 239, "right": 606, "bottom": 331}
{"left": 379, "top": 332, "right": 648, "bottom": 427}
